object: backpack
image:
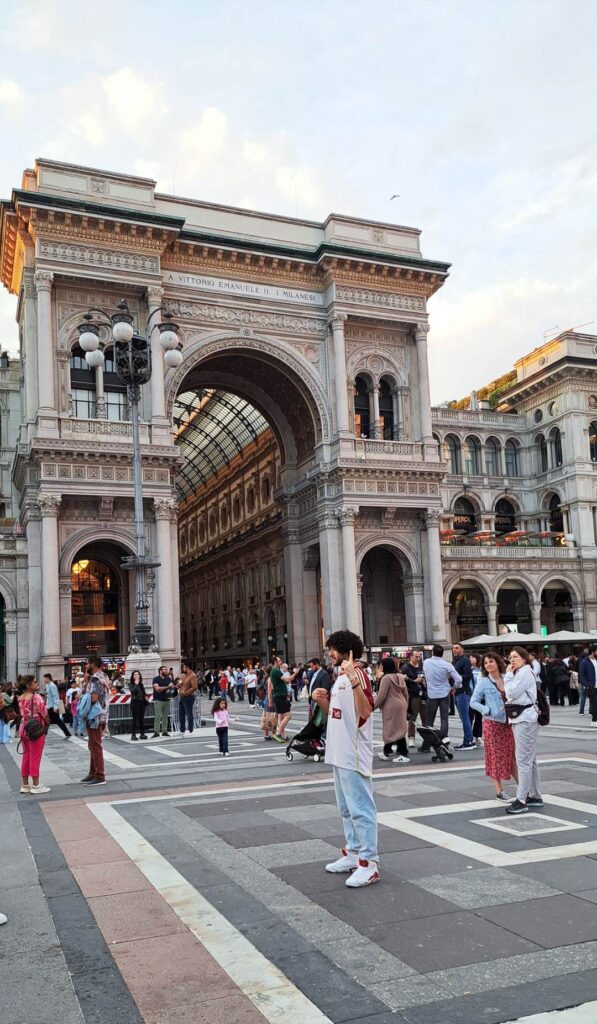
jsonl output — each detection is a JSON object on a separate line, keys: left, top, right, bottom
{"left": 536, "top": 687, "right": 550, "bottom": 726}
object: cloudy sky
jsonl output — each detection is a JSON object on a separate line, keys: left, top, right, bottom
{"left": 1, "top": 0, "right": 596, "bottom": 402}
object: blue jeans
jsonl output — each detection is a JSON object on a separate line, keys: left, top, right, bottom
{"left": 236, "top": 684, "right": 245, "bottom": 701}
{"left": 179, "top": 695, "right": 196, "bottom": 733}
{"left": 580, "top": 685, "right": 587, "bottom": 714}
{"left": 0, "top": 719, "right": 11, "bottom": 743}
{"left": 455, "top": 692, "right": 474, "bottom": 744}
{"left": 333, "top": 766, "right": 378, "bottom": 863}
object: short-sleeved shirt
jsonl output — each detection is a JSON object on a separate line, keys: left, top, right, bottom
{"left": 324, "top": 668, "right": 374, "bottom": 777}
{"left": 153, "top": 675, "right": 170, "bottom": 701}
{"left": 270, "top": 667, "right": 287, "bottom": 697}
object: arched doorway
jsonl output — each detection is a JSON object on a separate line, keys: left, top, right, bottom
{"left": 449, "top": 584, "right": 488, "bottom": 641}
{"left": 70, "top": 552, "right": 125, "bottom": 658}
{"left": 360, "top": 546, "right": 407, "bottom": 648}
{"left": 497, "top": 581, "right": 531, "bottom": 634}
{"left": 169, "top": 337, "right": 328, "bottom": 667}
{"left": 541, "top": 582, "right": 575, "bottom": 633}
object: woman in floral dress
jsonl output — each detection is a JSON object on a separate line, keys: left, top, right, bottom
{"left": 470, "top": 651, "right": 518, "bottom": 801}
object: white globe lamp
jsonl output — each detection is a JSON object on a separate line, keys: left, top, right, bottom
{"left": 164, "top": 348, "right": 183, "bottom": 369}
{"left": 159, "top": 329, "right": 179, "bottom": 351}
{"left": 79, "top": 330, "right": 100, "bottom": 352}
{"left": 85, "top": 349, "right": 105, "bottom": 368}
{"left": 112, "top": 320, "right": 134, "bottom": 343}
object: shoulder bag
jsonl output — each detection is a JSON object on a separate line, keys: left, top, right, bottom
{"left": 24, "top": 696, "right": 45, "bottom": 741}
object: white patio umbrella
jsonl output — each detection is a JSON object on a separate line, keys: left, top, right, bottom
{"left": 461, "top": 634, "right": 501, "bottom": 647}
{"left": 493, "top": 632, "right": 546, "bottom": 645}
{"left": 545, "top": 630, "right": 597, "bottom": 643}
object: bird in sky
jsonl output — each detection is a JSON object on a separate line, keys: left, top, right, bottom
{"left": 390, "top": 194, "right": 400, "bottom": 200}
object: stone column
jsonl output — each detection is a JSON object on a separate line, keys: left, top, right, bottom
{"left": 424, "top": 509, "right": 447, "bottom": 642}
{"left": 154, "top": 498, "right": 177, "bottom": 656}
{"left": 318, "top": 512, "right": 344, "bottom": 636}
{"left": 530, "top": 601, "right": 543, "bottom": 635}
{"left": 330, "top": 315, "right": 350, "bottom": 433}
{"left": 22, "top": 270, "right": 39, "bottom": 425}
{"left": 336, "top": 506, "right": 361, "bottom": 635}
{"left": 415, "top": 323, "right": 433, "bottom": 441}
{"left": 367, "top": 383, "right": 381, "bottom": 439}
{"left": 95, "top": 363, "right": 106, "bottom": 419}
{"left": 391, "top": 386, "right": 404, "bottom": 440}
{"left": 402, "top": 574, "right": 425, "bottom": 643}
{"left": 485, "top": 602, "right": 498, "bottom": 635}
{"left": 283, "top": 530, "right": 307, "bottom": 664}
{"left": 302, "top": 547, "right": 321, "bottom": 656}
{"left": 170, "top": 514, "right": 181, "bottom": 666}
{"left": 34, "top": 271, "right": 56, "bottom": 414}
{"left": 3, "top": 613, "right": 17, "bottom": 684}
{"left": 39, "top": 494, "right": 62, "bottom": 673}
{"left": 148, "top": 285, "right": 167, "bottom": 422}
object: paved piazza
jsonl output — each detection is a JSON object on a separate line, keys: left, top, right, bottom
{"left": 2, "top": 702, "right": 597, "bottom": 1024}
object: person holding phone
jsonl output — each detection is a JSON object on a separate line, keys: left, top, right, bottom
{"left": 312, "top": 629, "right": 379, "bottom": 888}
{"left": 504, "top": 646, "right": 543, "bottom": 815}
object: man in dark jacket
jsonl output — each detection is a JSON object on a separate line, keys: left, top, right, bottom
{"left": 546, "top": 657, "right": 571, "bottom": 707}
{"left": 451, "top": 643, "right": 475, "bottom": 749}
{"left": 579, "top": 645, "right": 597, "bottom": 726}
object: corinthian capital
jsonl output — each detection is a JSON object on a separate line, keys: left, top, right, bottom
{"left": 147, "top": 284, "right": 164, "bottom": 308}
{"left": 34, "top": 270, "right": 54, "bottom": 293}
{"left": 318, "top": 511, "right": 339, "bottom": 531}
{"left": 424, "top": 508, "right": 442, "bottom": 529}
{"left": 154, "top": 497, "right": 178, "bottom": 522}
{"left": 336, "top": 506, "right": 358, "bottom": 526}
{"left": 329, "top": 314, "right": 348, "bottom": 332}
{"left": 38, "top": 493, "right": 62, "bottom": 518}
{"left": 415, "top": 322, "right": 430, "bottom": 342}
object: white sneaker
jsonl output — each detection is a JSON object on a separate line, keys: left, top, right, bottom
{"left": 407, "top": 736, "right": 415, "bottom": 749}
{"left": 0, "top": 912, "right": 7, "bottom": 925}
{"left": 392, "top": 755, "right": 410, "bottom": 763}
{"left": 346, "top": 860, "right": 380, "bottom": 887}
{"left": 29, "top": 785, "right": 51, "bottom": 794}
{"left": 475, "top": 737, "right": 484, "bottom": 748}
{"left": 591, "top": 722, "right": 597, "bottom": 729}
{"left": 19, "top": 784, "right": 30, "bottom": 794}
{"left": 378, "top": 753, "right": 392, "bottom": 760}
{"left": 325, "top": 848, "right": 358, "bottom": 873}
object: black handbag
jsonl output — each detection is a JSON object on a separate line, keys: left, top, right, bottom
{"left": 23, "top": 696, "right": 45, "bottom": 741}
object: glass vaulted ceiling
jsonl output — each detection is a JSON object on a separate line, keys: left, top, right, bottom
{"left": 173, "top": 389, "right": 270, "bottom": 500}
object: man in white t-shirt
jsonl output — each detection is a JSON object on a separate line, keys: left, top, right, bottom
{"left": 312, "top": 629, "right": 379, "bottom": 888}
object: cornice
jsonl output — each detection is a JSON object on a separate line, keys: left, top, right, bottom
{"left": 14, "top": 190, "right": 184, "bottom": 231}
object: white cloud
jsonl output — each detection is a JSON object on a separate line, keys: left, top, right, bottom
{"left": 0, "top": 79, "right": 25, "bottom": 116}
{"left": 101, "top": 68, "right": 168, "bottom": 134}
{"left": 180, "top": 107, "right": 228, "bottom": 171}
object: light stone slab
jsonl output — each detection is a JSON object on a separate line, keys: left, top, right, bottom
{"left": 411, "top": 866, "right": 560, "bottom": 909}
{"left": 242, "top": 838, "right": 340, "bottom": 867}
{"left": 505, "top": 999, "right": 597, "bottom": 1023}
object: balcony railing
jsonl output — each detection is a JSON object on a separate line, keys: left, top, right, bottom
{"left": 432, "top": 408, "right": 522, "bottom": 426}
{"left": 351, "top": 438, "right": 426, "bottom": 460}
{"left": 441, "top": 544, "right": 578, "bottom": 559}
{"left": 60, "top": 418, "right": 150, "bottom": 443}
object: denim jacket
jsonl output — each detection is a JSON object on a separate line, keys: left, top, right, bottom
{"left": 470, "top": 675, "right": 507, "bottom": 724}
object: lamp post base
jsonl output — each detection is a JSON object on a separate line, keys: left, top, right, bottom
{"left": 125, "top": 650, "right": 163, "bottom": 686}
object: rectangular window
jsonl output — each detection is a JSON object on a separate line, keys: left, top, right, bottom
{"left": 72, "top": 388, "right": 95, "bottom": 419}
{"left": 106, "top": 390, "right": 127, "bottom": 421}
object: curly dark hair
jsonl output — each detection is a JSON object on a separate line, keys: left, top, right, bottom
{"left": 326, "top": 630, "right": 364, "bottom": 660}
{"left": 481, "top": 651, "right": 506, "bottom": 675}
{"left": 211, "top": 697, "right": 228, "bottom": 715}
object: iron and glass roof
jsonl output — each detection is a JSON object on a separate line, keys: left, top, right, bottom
{"left": 173, "top": 389, "right": 269, "bottom": 499}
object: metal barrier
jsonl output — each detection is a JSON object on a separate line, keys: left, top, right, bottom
{"left": 106, "top": 695, "right": 202, "bottom": 735}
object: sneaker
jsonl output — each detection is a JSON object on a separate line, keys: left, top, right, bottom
{"left": 495, "top": 791, "right": 512, "bottom": 802}
{"left": 29, "top": 785, "right": 51, "bottom": 794}
{"left": 131, "top": 735, "right": 138, "bottom": 741}
{"left": 139, "top": 734, "right": 148, "bottom": 740}
{"left": 325, "top": 848, "right": 358, "bottom": 873}
{"left": 151, "top": 732, "right": 159, "bottom": 738}
{"left": 272, "top": 734, "right": 285, "bottom": 743}
{"left": 0, "top": 912, "right": 7, "bottom": 925}
{"left": 80, "top": 775, "right": 93, "bottom": 783}
{"left": 346, "top": 859, "right": 380, "bottom": 888}
{"left": 505, "top": 799, "right": 528, "bottom": 815}
{"left": 163, "top": 732, "right": 171, "bottom": 738}
{"left": 224, "top": 752, "right": 230, "bottom": 757}
{"left": 85, "top": 779, "right": 106, "bottom": 786}
{"left": 475, "top": 737, "right": 484, "bottom": 748}
{"left": 19, "top": 784, "right": 30, "bottom": 794}
{"left": 591, "top": 722, "right": 597, "bottom": 729}
{"left": 454, "top": 741, "right": 476, "bottom": 750}
{"left": 407, "top": 736, "right": 415, "bottom": 749}
{"left": 527, "top": 797, "right": 544, "bottom": 808}
{"left": 378, "top": 753, "right": 392, "bottom": 760}
{"left": 392, "top": 755, "right": 410, "bottom": 763}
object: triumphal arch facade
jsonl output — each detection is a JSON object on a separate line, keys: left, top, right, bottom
{"left": 0, "top": 159, "right": 449, "bottom": 675}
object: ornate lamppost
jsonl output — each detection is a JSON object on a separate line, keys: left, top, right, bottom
{"left": 77, "top": 300, "right": 182, "bottom": 653}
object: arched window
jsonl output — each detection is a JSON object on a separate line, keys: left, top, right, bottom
{"left": 444, "top": 435, "right": 461, "bottom": 474}
{"left": 353, "top": 376, "right": 370, "bottom": 438}
{"left": 379, "top": 379, "right": 394, "bottom": 440}
{"left": 505, "top": 439, "right": 520, "bottom": 477}
{"left": 537, "top": 434, "right": 548, "bottom": 473}
{"left": 590, "top": 421, "right": 597, "bottom": 462}
{"left": 453, "top": 497, "right": 477, "bottom": 534}
{"left": 70, "top": 558, "right": 119, "bottom": 656}
{"left": 551, "top": 427, "right": 563, "bottom": 467}
{"left": 549, "top": 493, "right": 564, "bottom": 532}
{"left": 463, "top": 436, "right": 480, "bottom": 476}
{"left": 494, "top": 498, "right": 517, "bottom": 535}
{"left": 70, "top": 345, "right": 95, "bottom": 419}
{"left": 485, "top": 438, "right": 500, "bottom": 476}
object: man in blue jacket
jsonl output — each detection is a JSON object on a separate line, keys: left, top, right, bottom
{"left": 451, "top": 643, "right": 475, "bottom": 749}
{"left": 579, "top": 645, "right": 597, "bottom": 726}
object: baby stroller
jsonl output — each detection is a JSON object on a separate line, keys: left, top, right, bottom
{"left": 417, "top": 725, "right": 454, "bottom": 763}
{"left": 286, "top": 714, "right": 326, "bottom": 763}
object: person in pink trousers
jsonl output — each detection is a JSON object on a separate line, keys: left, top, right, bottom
{"left": 17, "top": 675, "right": 50, "bottom": 794}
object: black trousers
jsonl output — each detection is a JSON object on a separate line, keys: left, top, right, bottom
{"left": 216, "top": 726, "right": 229, "bottom": 753}
{"left": 425, "top": 696, "right": 450, "bottom": 741}
{"left": 248, "top": 688, "right": 256, "bottom": 705}
{"left": 383, "top": 738, "right": 409, "bottom": 758}
{"left": 131, "top": 701, "right": 146, "bottom": 736}
{"left": 48, "top": 708, "right": 71, "bottom": 737}
{"left": 589, "top": 689, "right": 597, "bottom": 723}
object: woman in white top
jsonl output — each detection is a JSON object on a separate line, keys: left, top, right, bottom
{"left": 504, "top": 646, "right": 543, "bottom": 815}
